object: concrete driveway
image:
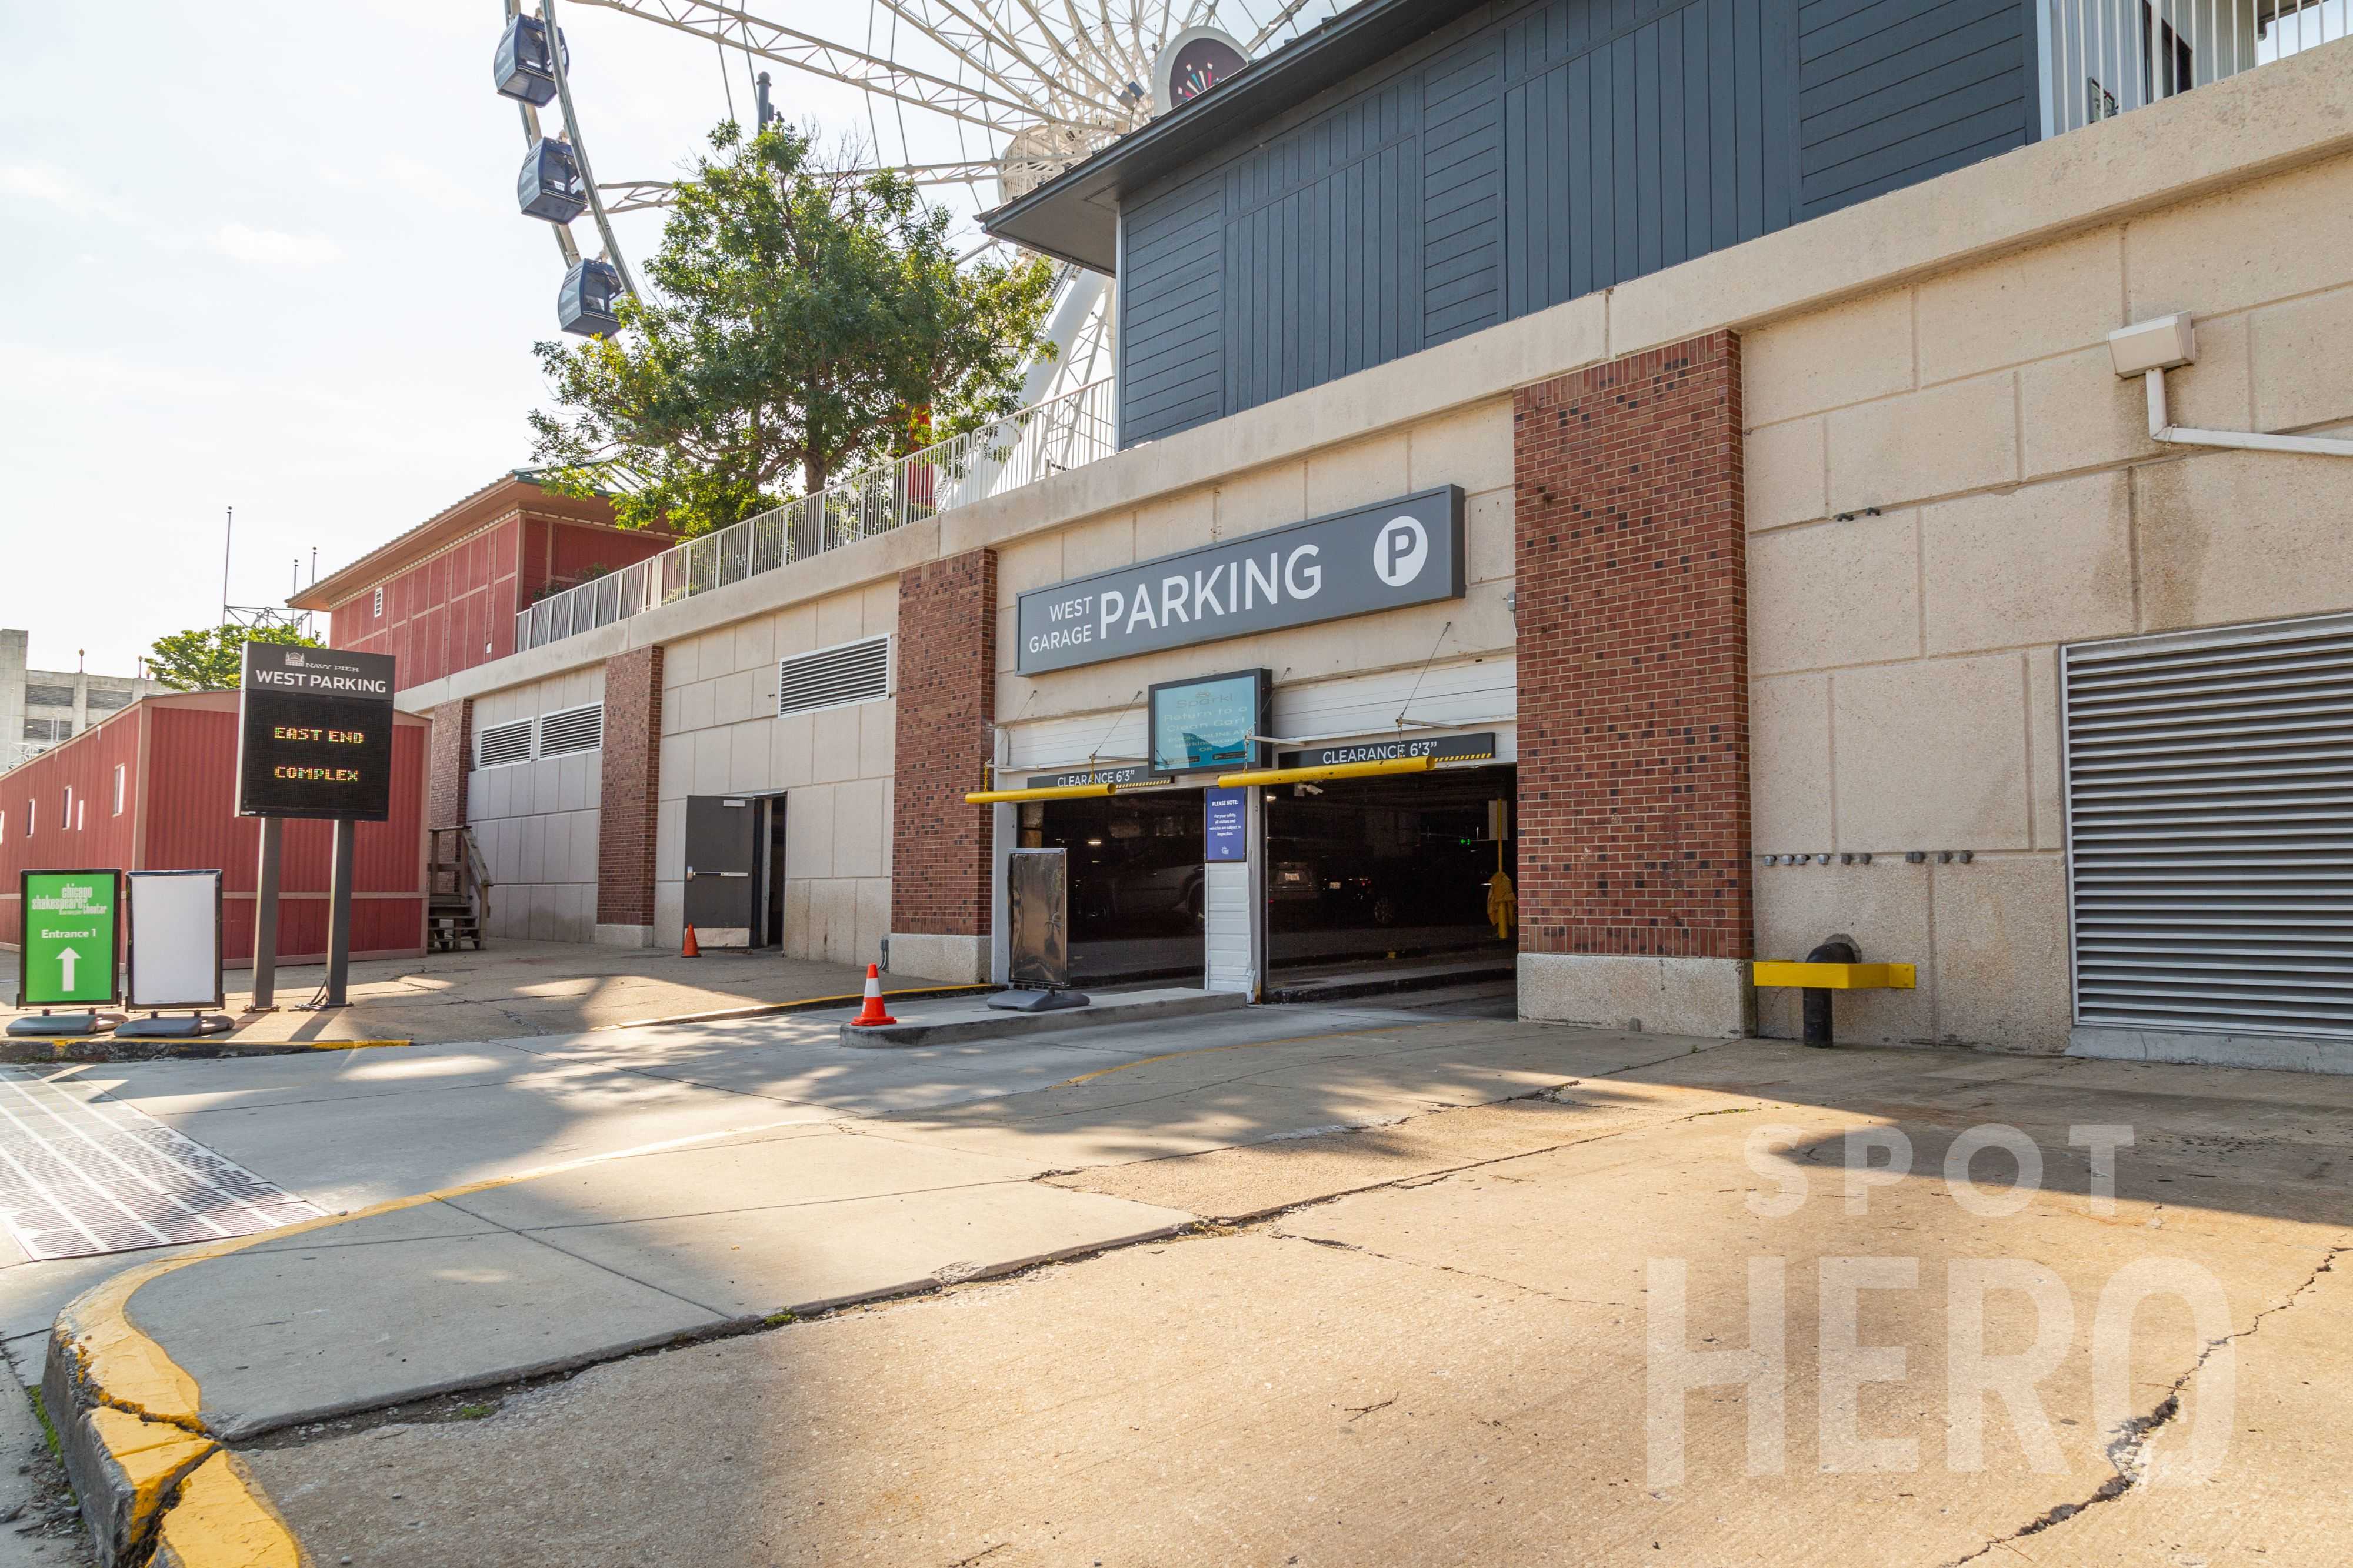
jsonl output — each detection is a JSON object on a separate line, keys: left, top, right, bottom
{"left": 18, "top": 999, "right": 2353, "bottom": 1564}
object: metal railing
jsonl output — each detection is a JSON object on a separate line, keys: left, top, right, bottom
{"left": 2043, "top": 0, "right": 2344, "bottom": 136}
{"left": 518, "top": 378, "right": 1116, "bottom": 652}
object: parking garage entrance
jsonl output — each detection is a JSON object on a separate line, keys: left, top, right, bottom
{"left": 1023, "top": 791, "right": 1206, "bottom": 987}
{"left": 1264, "top": 764, "right": 1516, "bottom": 989}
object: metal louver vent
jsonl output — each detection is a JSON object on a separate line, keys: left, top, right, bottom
{"left": 476, "top": 719, "right": 533, "bottom": 769}
{"left": 778, "top": 636, "right": 891, "bottom": 718}
{"left": 2062, "top": 612, "right": 2353, "bottom": 1040}
{"left": 538, "top": 703, "right": 603, "bottom": 756}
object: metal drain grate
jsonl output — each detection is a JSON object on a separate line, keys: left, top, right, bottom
{"left": 0, "top": 1069, "right": 326, "bottom": 1261}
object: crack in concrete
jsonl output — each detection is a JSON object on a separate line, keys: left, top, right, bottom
{"left": 1943, "top": 1243, "right": 2349, "bottom": 1566}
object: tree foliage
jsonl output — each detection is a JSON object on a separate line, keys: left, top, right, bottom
{"left": 529, "top": 121, "right": 1058, "bottom": 537}
{"left": 145, "top": 624, "right": 322, "bottom": 692}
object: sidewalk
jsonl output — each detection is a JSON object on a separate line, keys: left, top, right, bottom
{"left": 9, "top": 942, "right": 961, "bottom": 1048}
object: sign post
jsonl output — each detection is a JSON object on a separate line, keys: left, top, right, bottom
{"left": 235, "top": 643, "right": 396, "bottom": 1010}
{"left": 9, "top": 871, "right": 122, "bottom": 1037}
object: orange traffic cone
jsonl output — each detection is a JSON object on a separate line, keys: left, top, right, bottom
{"left": 682, "top": 924, "right": 700, "bottom": 958}
{"left": 848, "top": 963, "right": 898, "bottom": 1027}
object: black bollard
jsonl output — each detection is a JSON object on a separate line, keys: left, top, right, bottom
{"left": 1801, "top": 935, "right": 1859, "bottom": 1047}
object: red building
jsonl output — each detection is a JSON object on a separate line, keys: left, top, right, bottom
{"left": 292, "top": 473, "right": 670, "bottom": 688}
{"left": 0, "top": 693, "right": 429, "bottom": 967}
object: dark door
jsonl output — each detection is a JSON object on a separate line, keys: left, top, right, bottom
{"left": 684, "top": 795, "right": 760, "bottom": 936}
{"left": 761, "top": 798, "right": 788, "bottom": 948}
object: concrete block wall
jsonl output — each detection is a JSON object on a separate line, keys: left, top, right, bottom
{"left": 466, "top": 666, "right": 607, "bottom": 945}
{"left": 1741, "top": 151, "right": 2353, "bottom": 1053}
{"left": 652, "top": 578, "right": 898, "bottom": 963}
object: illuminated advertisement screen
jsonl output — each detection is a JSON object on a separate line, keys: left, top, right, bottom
{"left": 235, "top": 643, "right": 397, "bottom": 821}
{"left": 1148, "top": 669, "right": 1269, "bottom": 777}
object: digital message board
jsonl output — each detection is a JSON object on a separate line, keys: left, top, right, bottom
{"left": 1148, "top": 669, "right": 1269, "bottom": 776}
{"left": 236, "top": 643, "right": 397, "bottom": 820}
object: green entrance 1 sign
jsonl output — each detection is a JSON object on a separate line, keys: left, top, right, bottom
{"left": 19, "top": 870, "right": 121, "bottom": 1007}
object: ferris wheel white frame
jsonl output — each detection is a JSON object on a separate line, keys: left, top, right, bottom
{"left": 510, "top": 0, "right": 1347, "bottom": 380}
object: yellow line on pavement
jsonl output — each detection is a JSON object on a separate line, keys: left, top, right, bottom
{"left": 58, "top": 1114, "right": 821, "bottom": 1560}
{"left": 150, "top": 1451, "right": 302, "bottom": 1568}
{"left": 1055, "top": 1024, "right": 1422, "bottom": 1087}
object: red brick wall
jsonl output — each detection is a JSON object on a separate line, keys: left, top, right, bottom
{"left": 891, "top": 549, "right": 996, "bottom": 937}
{"left": 1514, "top": 330, "right": 1751, "bottom": 960}
{"left": 597, "top": 646, "right": 663, "bottom": 928}
{"left": 427, "top": 699, "right": 471, "bottom": 829}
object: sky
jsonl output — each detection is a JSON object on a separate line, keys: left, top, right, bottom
{"left": 0, "top": 1, "right": 989, "bottom": 675}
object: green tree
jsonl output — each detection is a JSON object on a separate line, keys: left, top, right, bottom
{"left": 529, "top": 121, "right": 1058, "bottom": 538}
{"left": 145, "top": 624, "right": 322, "bottom": 692}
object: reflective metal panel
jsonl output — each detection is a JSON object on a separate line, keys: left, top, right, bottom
{"left": 1007, "top": 849, "right": 1070, "bottom": 990}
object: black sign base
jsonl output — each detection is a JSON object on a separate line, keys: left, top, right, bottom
{"left": 114, "top": 1015, "right": 236, "bottom": 1040}
{"left": 986, "top": 987, "right": 1092, "bottom": 1013}
{"left": 6, "top": 1012, "right": 112, "bottom": 1038}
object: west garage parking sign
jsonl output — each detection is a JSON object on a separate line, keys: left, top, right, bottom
{"left": 236, "top": 644, "right": 398, "bottom": 820}
{"left": 1015, "top": 487, "right": 1465, "bottom": 674}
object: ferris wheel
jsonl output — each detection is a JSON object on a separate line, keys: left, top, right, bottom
{"left": 492, "top": 0, "right": 1354, "bottom": 402}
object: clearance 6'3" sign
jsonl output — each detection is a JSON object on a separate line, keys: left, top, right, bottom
{"left": 1015, "top": 486, "right": 1465, "bottom": 674}
{"left": 236, "top": 643, "right": 397, "bottom": 820}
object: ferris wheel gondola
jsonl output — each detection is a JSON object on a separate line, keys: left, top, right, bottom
{"left": 491, "top": 0, "right": 1354, "bottom": 386}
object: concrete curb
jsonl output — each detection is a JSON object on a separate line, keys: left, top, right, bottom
{"left": 1, "top": 1037, "right": 411, "bottom": 1064}
{"left": 596, "top": 982, "right": 994, "bottom": 1032}
{"left": 840, "top": 990, "right": 1248, "bottom": 1047}
{"left": 44, "top": 1249, "right": 305, "bottom": 1567}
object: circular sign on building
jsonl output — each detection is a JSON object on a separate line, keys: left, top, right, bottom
{"left": 1154, "top": 26, "right": 1249, "bottom": 114}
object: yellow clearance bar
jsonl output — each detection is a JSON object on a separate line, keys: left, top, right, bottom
{"left": 1751, "top": 960, "right": 1917, "bottom": 990}
{"left": 963, "top": 783, "right": 1118, "bottom": 805}
{"left": 1215, "top": 756, "right": 1435, "bottom": 788}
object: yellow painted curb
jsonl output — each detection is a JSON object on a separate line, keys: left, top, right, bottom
{"left": 151, "top": 1452, "right": 304, "bottom": 1568}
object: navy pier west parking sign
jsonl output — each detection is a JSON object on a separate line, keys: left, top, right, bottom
{"left": 1015, "top": 486, "right": 1465, "bottom": 674}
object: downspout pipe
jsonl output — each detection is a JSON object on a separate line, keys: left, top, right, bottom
{"left": 2112, "top": 315, "right": 2353, "bottom": 458}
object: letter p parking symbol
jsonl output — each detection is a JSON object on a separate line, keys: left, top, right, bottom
{"left": 1374, "top": 515, "right": 1429, "bottom": 588}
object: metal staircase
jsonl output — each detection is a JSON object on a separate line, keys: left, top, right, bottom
{"left": 427, "top": 826, "right": 493, "bottom": 953}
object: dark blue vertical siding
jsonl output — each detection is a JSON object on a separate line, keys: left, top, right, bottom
{"left": 1499, "top": 0, "right": 1798, "bottom": 318}
{"left": 1115, "top": 0, "right": 2034, "bottom": 445}
{"left": 1119, "top": 174, "right": 1226, "bottom": 445}
{"left": 1796, "top": 0, "right": 2035, "bottom": 218}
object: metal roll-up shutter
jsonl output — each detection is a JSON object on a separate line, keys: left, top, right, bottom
{"left": 2062, "top": 612, "right": 2353, "bottom": 1039}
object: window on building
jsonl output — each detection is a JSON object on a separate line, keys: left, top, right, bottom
{"left": 75, "top": 799, "right": 84, "bottom": 832}
{"left": 113, "top": 764, "right": 126, "bottom": 816}
{"left": 25, "top": 799, "right": 34, "bottom": 837}
{"left": 374, "top": 586, "right": 385, "bottom": 617}
{"left": 22, "top": 718, "right": 71, "bottom": 743}
{"left": 1, "top": 809, "right": 7, "bottom": 845}
{"left": 86, "top": 688, "right": 134, "bottom": 712}
{"left": 62, "top": 787, "right": 73, "bottom": 828}
{"left": 24, "top": 684, "right": 74, "bottom": 709}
